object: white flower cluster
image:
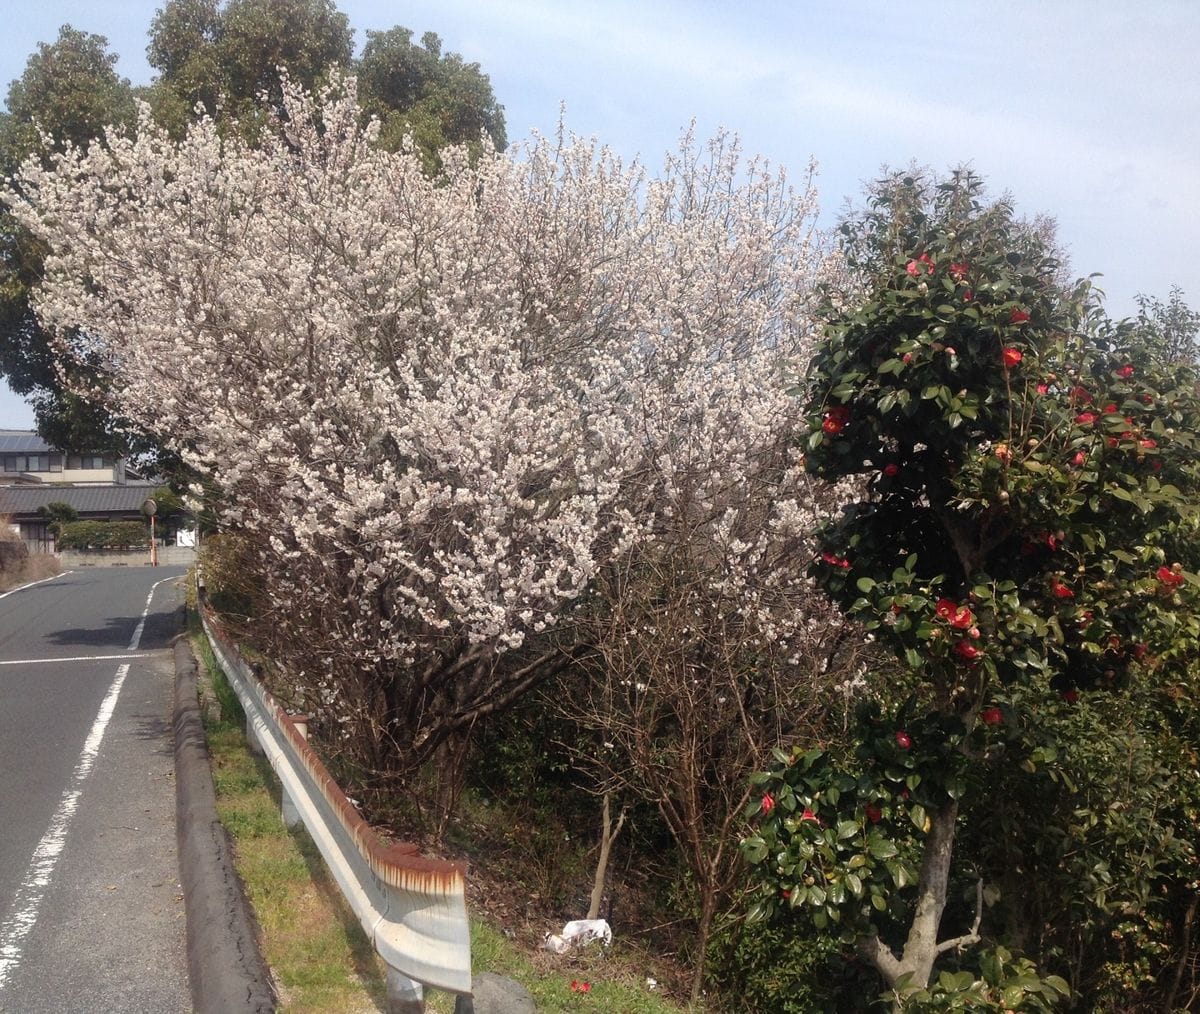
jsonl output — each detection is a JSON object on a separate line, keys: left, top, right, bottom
{"left": 6, "top": 75, "right": 841, "bottom": 750}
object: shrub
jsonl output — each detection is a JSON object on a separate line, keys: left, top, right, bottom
{"left": 57, "top": 519, "right": 149, "bottom": 549}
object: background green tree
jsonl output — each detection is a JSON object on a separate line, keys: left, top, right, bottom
{"left": 0, "top": 26, "right": 137, "bottom": 456}
{"left": 357, "top": 26, "right": 506, "bottom": 166}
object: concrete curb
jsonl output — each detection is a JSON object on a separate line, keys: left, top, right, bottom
{"left": 174, "top": 637, "right": 275, "bottom": 1013}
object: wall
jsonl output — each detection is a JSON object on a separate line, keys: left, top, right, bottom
{"left": 59, "top": 546, "right": 197, "bottom": 568}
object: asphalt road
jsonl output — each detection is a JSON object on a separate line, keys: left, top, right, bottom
{"left": 0, "top": 565, "right": 191, "bottom": 1014}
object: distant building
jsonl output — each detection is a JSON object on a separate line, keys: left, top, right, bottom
{"left": 0, "top": 430, "right": 156, "bottom": 552}
{"left": 0, "top": 429, "right": 138, "bottom": 485}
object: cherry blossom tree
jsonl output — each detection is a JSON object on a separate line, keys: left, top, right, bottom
{"left": 5, "top": 76, "right": 835, "bottom": 800}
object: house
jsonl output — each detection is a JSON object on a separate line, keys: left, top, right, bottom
{"left": 0, "top": 429, "right": 134, "bottom": 485}
{"left": 0, "top": 430, "right": 157, "bottom": 552}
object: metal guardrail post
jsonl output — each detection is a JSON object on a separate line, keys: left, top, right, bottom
{"left": 245, "top": 713, "right": 264, "bottom": 756}
{"left": 200, "top": 605, "right": 473, "bottom": 1006}
{"left": 387, "top": 968, "right": 425, "bottom": 1013}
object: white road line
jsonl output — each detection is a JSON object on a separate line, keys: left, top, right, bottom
{"left": 0, "top": 653, "right": 151, "bottom": 666}
{"left": 0, "top": 571, "right": 73, "bottom": 602}
{"left": 0, "top": 663, "right": 130, "bottom": 990}
{"left": 128, "top": 576, "right": 175, "bottom": 652}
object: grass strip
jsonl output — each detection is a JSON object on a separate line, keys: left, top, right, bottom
{"left": 193, "top": 630, "right": 686, "bottom": 1013}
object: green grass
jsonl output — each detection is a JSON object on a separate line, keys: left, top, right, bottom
{"left": 195, "top": 633, "right": 387, "bottom": 1013}
{"left": 193, "top": 624, "right": 691, "bottom": 1013}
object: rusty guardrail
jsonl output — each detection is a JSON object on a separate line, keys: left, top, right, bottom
{"left": 199, "top": 603, "right": 472, "bottom": 1012}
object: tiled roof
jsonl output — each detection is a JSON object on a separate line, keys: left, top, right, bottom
{"left": 0, "top": 431, "right": 54, "bottom": 453}
{"left": 0, "top": 483, "right": 159, "bottom": 517}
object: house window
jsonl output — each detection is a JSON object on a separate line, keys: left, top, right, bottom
{"left": 67, "top": 454, "right": 111, "bottom": 470}
{"left": 2, "top": 454, "right": 51, "bottom": 471}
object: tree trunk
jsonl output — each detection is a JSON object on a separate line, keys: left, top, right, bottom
{"left": 856, "top": 801, "right": 961, "bottom": 1009}
{"left": 586, "top": 793, "right": 626, "bottom": 920}
{"left": 689, "top": 887, "right": 718, "bottom": 1006}
{"left": 897, "top": 800, "right": 960, "bottom": 989}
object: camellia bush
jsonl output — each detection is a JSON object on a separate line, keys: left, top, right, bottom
{"left": 5, "top": 75, "right": 836, "bottom": 805}
{"left": 741, "top": 170, "right": 1200, "bottom": 1008}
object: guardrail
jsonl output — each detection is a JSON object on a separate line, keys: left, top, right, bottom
{"left": 199, "top": 603, "right": 472, "bottom": 1013}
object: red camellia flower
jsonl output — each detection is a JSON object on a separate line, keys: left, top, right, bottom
{"left": 894, "top": 730, "right": 912, "bottom": 750}
{"left": 1116, "top": 364, "right": 1135, "bottom": 378}
{"left": 570, "top": 980, "right": 592, "bottom": 993}
{"left": 1140, "top": 438, "right": 1157, "bottom": 449}
{"left": 1072, "top": 386, "right": 1093, "bottom": 403}
{"left": 1073, "top": 450, "right": 1087, "bottom": 466}
{"left": 954, "top": 640, "right": 982, "bottom": 663}
{"left": 1153, "top": 460, "right": 1163, "bottom": 471}
{"left": 1036, "top": 382, "right": 1049, "bottom": 395}
{"left": 949, "top": 261, "right": 969, "bottom": 281}
{"left": 1061, "top": 689, "right": 1080, "bottom": 704}
{"left": 1133, "top": 643, "right": 1149, "bottom": 660}
{"left": 1157, "top": 565, "right": 1185, "bottom": 589}
{"left": 980, "top": 706, "right": 1003, "bottom": 725}
{"left": 906, "top": 252, "right": 935, "bottom": 277}
{"left": 1009, "top": 307, "right": 1031, "bottom": 324}
{"left": 864, "top": 803, "right": 883, "bottom": 824}
{"left": 761, "top": 792, "right": 775, "bottom": 815}
{"left": 823, "top": 405, "right": 850, "bottom": 434}
{"left": 1075, "top": 411, "right": 1097, "bottom": 425}
{"left": 1051, "top": 580, "right": 1075, "bottom": 599}
{"left": 820, "top": 551, "right": 851, "bottom": 569}
{"left": 1001, "top": 347, "right": 1023, "bottom": 368}
{"left": 936, "top": 598, "right": 973, "bottom": 629}
{"left": 883, "top": 463, "right": 900, "bottom": 477}
{"left": 800, "top": 808, "right": 818, "bottom": 823}
{"left": 1103, "top": 403, "right": 1119, "bottom": 414}
{"left": 963, "top": 290, "right": 973, "bottom": 302}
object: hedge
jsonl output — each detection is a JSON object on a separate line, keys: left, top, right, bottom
{"left": 57, "top": 520, "right": 150, "bottom": 550}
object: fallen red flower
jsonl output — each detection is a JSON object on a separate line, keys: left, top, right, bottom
{"left": 820, "top": 551, "right": 851, "bottom": 569}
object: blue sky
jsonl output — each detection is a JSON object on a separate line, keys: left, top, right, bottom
{"left": 2, "top": 0, "right": 1197, "bottom": 429}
